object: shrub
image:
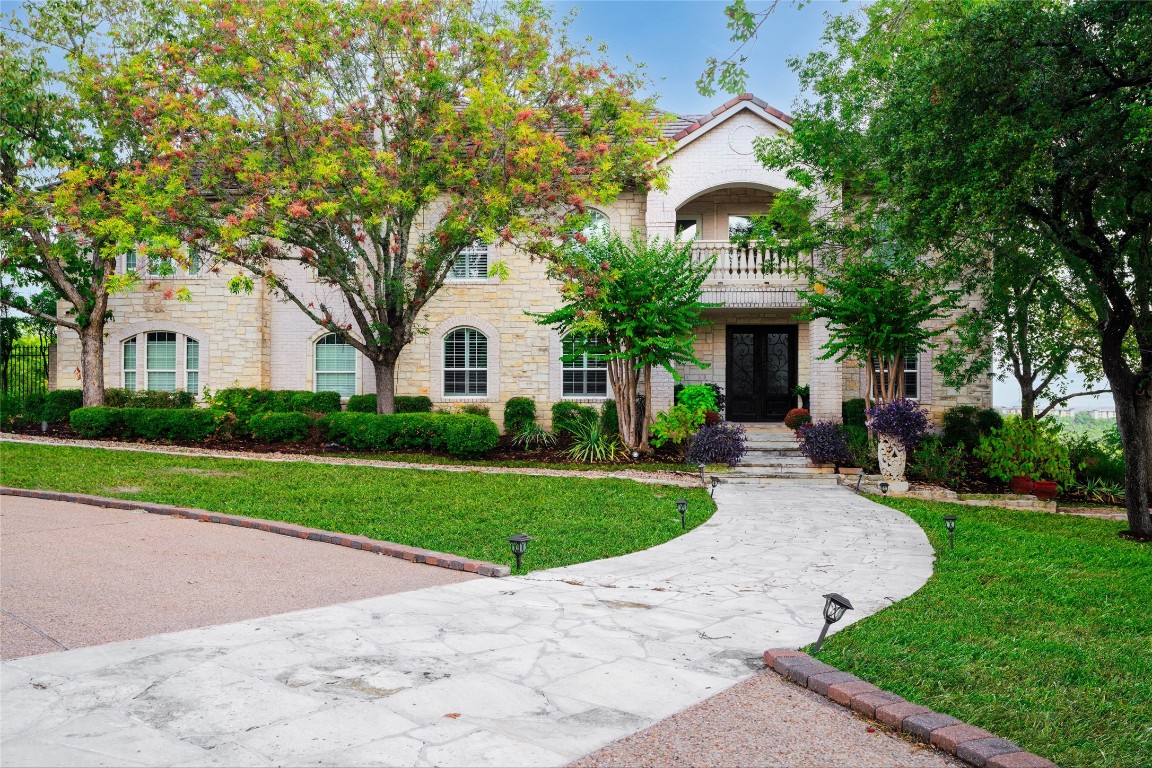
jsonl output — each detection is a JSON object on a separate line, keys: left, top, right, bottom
{"left": 842, "top": 398, "right": 867, "bottom": 427}
{"left": 1065, "top": 431, "right": 1125, "bottom": 485}
{"left": 703, "top": 409, "right": 722, "bottom": 426}
{"left": 18, "top": 392, "right": 46, "bottom": 423}
{"left": 104, "top": 389, "right": 195, "bottom": 409}
{"left": 552, "top": 401, "right": 599, "bottom": 435}
{"left": 942, "top": 405, "right": 1003, "bottom": 449}
{"left": 0, "top": 392, "right": 22, "bottom": 429}
{"left": 40, "top": 390, "right": 83, "bottom": 423}
{"left": 783, "top": 408, "right": 811, "bottom": 430}
{"left": 677, "top": 384, "right": 718, "bottom": 413}
{"left": 975, "top": 417, "right": 1075, "bottom": 487}
{"left": 564, "top": 419, "right": 620, "bottom": 462}
{"left": 866, "top": 399, "right": 928, "bottom": 449}
{"left": 120, "top": 408, "right": 235, "bottom": 442}
{"left": 458, "top": 403, "right": 490, "bottom": 417}
{"left": 797, "top": 421, "right": 852, "bottom": 466}
{"left": 511, "top": 423, "right": 556, "bottom": 450}
{"left": 396, "top": 395, "right": 434, "bottom": 413}
{"left": 321, "top": 412, "right": 498, "bottom": 457}
{"left": 69, "top": 407, "right": 124, "bottom": 438}
{"left": 843, "top": 424, "right": 879, "bottom": 472}
{"left": 504, "top": 397, "right": 537, "bottom": 435}
{"left": 248, "top": 412, "right": 314, "bottom": 442}
{"left": 908, "top": 434, "right": 969, "bottom": 486}
{"left": 441, "top": 415, "right": 500, "bottom": 457}
{"left": 346, "top": 394, "right": 377, "bottom": 413}
{"left": 211, "top": 388, "right": 341, "bottom": 430}
{"left": 686, "top": 422, "right": 747, "bottom": 467}
{"left": 600, "top": 399, "right": 620, "bottom": 439}
{"left": 651, "top": 404, "right": 707, "bottom": 448}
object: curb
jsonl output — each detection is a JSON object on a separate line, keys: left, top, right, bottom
{"left": 1, "top": 486, "right": 512, "bottom": 578}
{"left": 764, "top": 649, "right": 1059, "bottom": 768}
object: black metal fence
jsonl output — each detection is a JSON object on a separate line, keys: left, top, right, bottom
{"left": 1, "top": 344, "right": 51, "bottom": 399}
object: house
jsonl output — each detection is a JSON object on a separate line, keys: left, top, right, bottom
{"left": 53, "top": 94, "right": 992, "bottom": 430}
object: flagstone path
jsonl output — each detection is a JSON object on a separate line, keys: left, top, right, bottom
{"left": 1, "top": 482, "right": 937, "bottom": 767}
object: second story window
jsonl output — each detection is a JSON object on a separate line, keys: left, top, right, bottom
{"left": 729, "top": 215, "right": 753, "bottom": 241}
{"left": 449, "top": 242, "right": 489, "bottom": 280}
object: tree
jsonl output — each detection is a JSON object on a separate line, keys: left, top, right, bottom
{"left": 718, "top": 0, "right": 1152, "bottom": 536}
{"left": 147, "top": 0, "right": 668, "bottom": 414}
{"left": 0, "top": 0, "right": 186, "bottom": 406}
{"left": 532, "top": 232, "right": 714, "bottom": 453}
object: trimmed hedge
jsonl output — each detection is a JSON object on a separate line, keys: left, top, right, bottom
{"left": 211, "top": 388, "right": 341, "bottom": 430}
{"left": 346, "top": 394, "right": 434, "bottom": 414}
{"left": 552, "top": 401, "right": 598, "bottom": 435}
{"left": 105, "top": 388, "right": 195, "bottom": 409}
{"left": 322, "top": 412, "right": 499, "bottom": 458}
{"left": 842, "top": 398, "right": 867, "bottom": 428}
{"left": 70, "top": 407, "right": 235, "bottom": 441}
{"left": 248, "top": 412, "right": 314, "bottom": 442}
{"left": 41, "top": 390, "right": 84, "bottom": 423}
{"left": 504, "top": 397, "right": 537, "bottom": 435}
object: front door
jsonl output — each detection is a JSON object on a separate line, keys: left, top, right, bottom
{"left": 726, "top": 325, "right": 797, "bottom": 421}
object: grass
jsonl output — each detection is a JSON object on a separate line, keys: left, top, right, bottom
{"left": 0, "top": 441, "right": 715, "bottom": 572}
{"left": 327, "top": 450, "right": 713, "bottom": 474}
{"left": 817, "top": 497, "right": 1151, "bottom": 768}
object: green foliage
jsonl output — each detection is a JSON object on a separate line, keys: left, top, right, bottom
{"left": 104, "top": 389, "right": 195, "bottom": 409}
{"left": 564, "top": 419, "right": 621, "bottom": 463}
{"left": 247, "top": 412, "right": 315, "bottom": 443}
{"left": 511, "top": 423, "right": 557, "bottom": 451}
{"left": 843, "top": 424, "right": 878, "bottom": 472}
{"left": 210, "top": 388, "right": 341, "bottom": 431}
{"left": 0, "top": 392, "right": 22, "bottom": 429}
{"left": 458, "top": 403, "right": 490, "bottom": 418}
{"left": 908, "top": 435, "right": 968, "bottom": 487}
{"left": 504, "top": 397, "right": 537, "bottom": 435}
{"left": 551, "top": 402, "right": 599, "bottom": 436}
{"left": 650, "top": 404, "right": 706, "bottom": 449}
{"left": 322, "top": 412, "right": 497, "bottom": 458}
{"left": 600, "top": 399, "right": 620, "bottom": 440}
{"left": 40, "top": 390, "right": 83, "bottom": 423}
{"left": 676, "top": 385, "right": 718, "bottom": 413}
{"left": 69, "top": 407, "right": 124, "bottom": 439}
{"left": 348, "top": 395, "right": 434, "bottom": 414}
{"left": 783, "top": 408, "right": 811, "bottom": 430}
{"left": 941, "top": 406, "right": 1003, "bottom": 451}
{"left": 345, "top": 395, "right": 376, "bottom": 413}
{"left": 975, "top": 417, "right": 1075, "bottom": 488}
{"left": 842, "top": 398, "right": 867, "bottom": 428}
{"left": 1064, "top": 432, "right": 1126, "bottom": 487}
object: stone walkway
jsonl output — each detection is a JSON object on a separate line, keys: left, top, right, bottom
{"left": 1, "top": 482, "right": 937, "bottom": 767}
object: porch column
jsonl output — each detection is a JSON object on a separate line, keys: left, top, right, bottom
{"left": 808, "top": 318, "right": 843, "bottom": 422}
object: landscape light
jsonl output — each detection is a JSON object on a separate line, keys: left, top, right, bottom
{"left": 698, "top": 462, "right": 706, "bottom": 485}
{"left": 710, "top": 476, "right": 719, "bottom": 497}
{"left": 944, "top": 515, "right": 957, "bottom": 550}
{"left": 812, "top": 593, "right": 853, "bottom": 653}
{"left": 675, "top": 498, "right": 688, "bottom": 530}
{"left": 879, "top": 481, "right": 890, "bottom": 497}
{"left": 40, "top": 421, "right": 48, "bottom": 434}
{"left": 631, "top": 450, "right": 639, "bottom": 460}
{"left": 507, "top": 533, "right": 532, "bottom": 572}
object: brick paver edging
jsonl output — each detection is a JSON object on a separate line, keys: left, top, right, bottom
{"left": 763, "top": 649, "right": 1059, "bottom": 768}
{"left": 1, "top": 487, "right": 511, "bottom": 578}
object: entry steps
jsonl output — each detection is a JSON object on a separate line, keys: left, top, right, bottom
{"left": 726, "top": 423, "right": 838, "bottom": 484}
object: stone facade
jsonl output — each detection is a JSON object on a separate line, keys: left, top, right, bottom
{"left": 53, "top": 95, "right": 991, "bottom": 430}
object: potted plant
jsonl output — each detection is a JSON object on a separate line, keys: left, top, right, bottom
{"left": 793, "top": 384, "right": 811, "bottom": 410}
{"left": 974, "top": 417, "right": 1075, "bottom": 498}
{"left": 784, "top": 408, "right": 811, "bottom": 431}
{"left": 866, "top": 399, "right": 929, "bottom": 482}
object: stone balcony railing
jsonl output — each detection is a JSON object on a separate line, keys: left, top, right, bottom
{"left": 691, "top": 240, "right": 806, "bottom": 285}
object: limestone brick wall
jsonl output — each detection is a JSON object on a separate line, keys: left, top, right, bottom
{"left": 54, "top": 270, "right": 270, "bottom": 394}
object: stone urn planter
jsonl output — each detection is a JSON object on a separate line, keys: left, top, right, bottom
{"left": 1032, "top": 480, "right": 1059, "bottom": 500}
{"left": 877, "top": 435, "right": 907, "bottom": 482}
{"left": 1009, "top": 475, "right": 1035, "bottom": 495}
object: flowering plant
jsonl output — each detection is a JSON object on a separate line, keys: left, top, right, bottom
{"left": 866, "top": 399, "right": 929, "bottom": 449}
{"left": 797, "top": 422, "right": 853, "bottom": 466}
{"left": 686, "top": 422, "right": 747, "bottom": 467}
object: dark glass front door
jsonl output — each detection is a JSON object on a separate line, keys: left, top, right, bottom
{"left": 726, "top": 325, "right": 797, "bottom": 421}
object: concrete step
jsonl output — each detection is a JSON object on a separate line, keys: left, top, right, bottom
{"left": 741, "top": 455, "right": 812, "bottom": 466}
{"left": 723, "top": 474, "right": 841, "bottom": 486}
{"left": 744, "top": 439, "right": 801, "bottom": 450}
{"left": 728, "top": 466, "right": 836, "bottom": 477}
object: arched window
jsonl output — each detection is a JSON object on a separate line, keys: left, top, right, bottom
{"left": 582, "top": 209, "right": 610, "bottom": 240}
{"left": 121, "top": 331, "right": 201, "bottom": 394}
{"left": 562, "top": 335, "right": 608, "bottom": 397}
{"left": 444, "top": 327, "right": 487, "bottom": 396}
{"left": 314, "top": 334, "right": 357, "bottom": 397}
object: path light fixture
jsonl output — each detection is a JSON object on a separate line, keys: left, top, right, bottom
{"left": 40, "top": 420, "right": 48, "bottom": 434}
{"left": 507, "top": 533, "right": 532, "bottom": 572}
{"left": 879, "top": 481, "right": 890, "bottom": 498}
{"left": 812, "top": 593, "right": 853, "bottom": 653}
{"left": 631, "top": 450, "right": 640, "bottom": 461}
{"left": 675, "top": 498, "right": 688, "bottom": 530}
{"left": 698, "top": 462, "right": 706, "bottom": 485}
{"left": 855, "top": 473, "right": 864, "bottom": 493}
{"left": 944, "top": 515, "right": 957, "bottom": 550}
{"left": 710, "top": 476, "right": 719, "bottom": 497}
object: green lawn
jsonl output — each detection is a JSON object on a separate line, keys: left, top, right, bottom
{"left": 0, "top": 442, "right": 714, "bottom": 572}
{"left": 818, "top": 497, "right": 1151, "bottom": 768}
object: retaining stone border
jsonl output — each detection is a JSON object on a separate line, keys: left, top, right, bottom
{"left": 1, "top": 486, "right": 511, "bottom": 578}
{"left": 764, "top": 649, "right": 1059, "bottom": 768}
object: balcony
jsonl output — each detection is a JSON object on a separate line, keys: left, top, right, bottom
{"left": 690, "top": 241, "right": 805, "bottom": 285}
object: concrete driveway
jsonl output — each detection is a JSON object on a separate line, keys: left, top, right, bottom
{"left": 0, "top": 496, "right": 478, "bottom": 660}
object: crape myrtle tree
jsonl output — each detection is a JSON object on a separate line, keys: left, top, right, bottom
{"left": 144, "top": 0, "right": 668, "bottom": 414}
{"left": 0, "top": 0, "right": 188, "bottom": 406}
{"left": 532, "top": 232, "right": 714, "bottom": 453}
{"left": 711, "top": 0, "right": 1152, "bottom": 536}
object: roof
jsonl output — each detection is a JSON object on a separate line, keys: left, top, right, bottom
{"left": 662, "top": 93, "right": 793, "bottom": 143}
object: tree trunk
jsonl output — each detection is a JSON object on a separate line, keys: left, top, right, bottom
{"left": 78, "top": 323, "right": 105, "bottom": 407}
{"left": 1018, "top": 380, "right": 1036, "bottom": 420}
{"left": 1112, "top": 380, "right": 1152, "bottom": 537}
{"left": 640, "top": 363, "right": 653, "bottom": 452}
{"left": 609, "top": 358, "right": 644, "bottom": 453}
{"left": 373, "top": 356, "right": 397, "bottom": 415}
